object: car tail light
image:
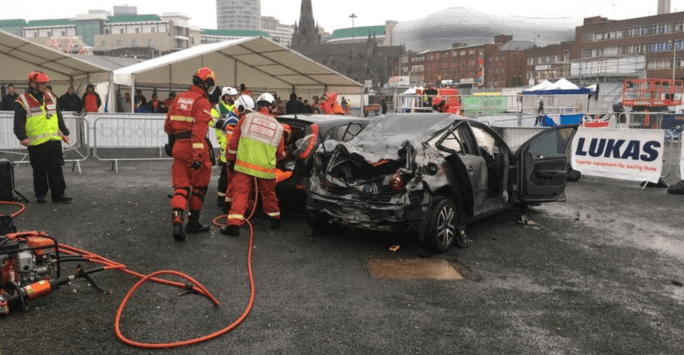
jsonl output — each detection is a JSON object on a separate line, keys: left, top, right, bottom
{"left": 299, "top": 124, "right": 320, "bottom": 160}
{"left": 295, "top": 184, "right": 306, "bottom": 190}
{"left": 389, "top": 171, "right": 404, "bottom": 191}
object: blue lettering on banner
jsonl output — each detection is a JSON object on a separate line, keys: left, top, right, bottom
{"left": 575, "top": 138, "right": 661, "bottom": 161}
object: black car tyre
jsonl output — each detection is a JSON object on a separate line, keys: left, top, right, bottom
{"left": 422, "top": 197, "right": 460, "bottom": 253}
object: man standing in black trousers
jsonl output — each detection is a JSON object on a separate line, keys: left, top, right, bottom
{"left": 13, "top": 71, "right": 72, "bottom": 204}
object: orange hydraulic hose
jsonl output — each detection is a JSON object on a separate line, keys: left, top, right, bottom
{"left": 116, "top": 176, "right": 260, "bottom": 348}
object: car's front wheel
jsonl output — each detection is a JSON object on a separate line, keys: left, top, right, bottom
{"left": 422, "top": 197, "right": 460, "bottom": 253}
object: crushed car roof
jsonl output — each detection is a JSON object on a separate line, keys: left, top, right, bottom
{"left": 329, "top": 113, "right": 459, "bottom": 162}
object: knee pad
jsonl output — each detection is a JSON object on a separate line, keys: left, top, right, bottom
{"left": 171, "top": 187, "right": 190, "bottom": 210}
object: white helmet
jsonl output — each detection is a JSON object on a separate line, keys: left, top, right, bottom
{"left": 234, "top": 94, "right": 255, "bottom": 114}
{"left": 256, "top": 92, "right": 275, "bottom": 107}
{"left": 222, "top": 86, "right": 238, "bottom": 97}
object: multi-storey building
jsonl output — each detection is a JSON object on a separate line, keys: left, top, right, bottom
{"left": 525, "top": 41, "right": 573, "bottom": 85}
{"left": 570, "top": 11, "right": 684, "bottom": 84}
{"left": 0, "top": 19, "right": 27, "bottom": 36}
{"left": 261, "top": 16, "right": 294, "bottom": 47}
{"left": 396, "top": 35, "right": 531, "bottom": 89}
{"left": 216, "top": 0, "right": 261, "bottom": 31}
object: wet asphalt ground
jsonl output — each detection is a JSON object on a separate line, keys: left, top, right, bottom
{"left": 0, "top": 160, "right": 683, "bottom": 354}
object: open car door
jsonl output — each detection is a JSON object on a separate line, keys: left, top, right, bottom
{"left": 516, "top": 125, "right": 578, "bottom": 203}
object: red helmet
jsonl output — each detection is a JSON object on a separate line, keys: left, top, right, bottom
{"left": 193, "top": 67, "right": 216, "bottom": 87}
{"left": 28, "top": 71, "right": 50, "bottom": 83}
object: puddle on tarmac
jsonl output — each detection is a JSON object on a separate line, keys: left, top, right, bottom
{"left": 367, "top": 258, "right": 463, "bottom": 280}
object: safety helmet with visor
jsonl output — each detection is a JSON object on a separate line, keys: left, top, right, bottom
{"left": 192, "top": 67, "right": 217, "bottom": 93}
{"left": 234, "top": 94, "right": 255, "bottom": 115}
{"left": 256, "top": 92, "right": 275, "bottom": 107}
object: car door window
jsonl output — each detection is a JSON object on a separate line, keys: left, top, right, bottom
{"left": 528, "top": 128, "right": 574, "bottom": 156}
{"left": 470, "top": 126, "right": 497, "bottom": 156}
{"left": 337, "top": 123, "right": 364, "bottom": 141}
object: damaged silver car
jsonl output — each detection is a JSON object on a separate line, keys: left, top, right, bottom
{"left": 305, "top": 113, "right": 578, "bottom": 253}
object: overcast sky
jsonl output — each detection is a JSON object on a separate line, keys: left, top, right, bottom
{"left": 2, "top": 0, "right": 684, "bottom": 31}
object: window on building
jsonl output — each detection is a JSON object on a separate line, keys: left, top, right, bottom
{"left": 623, "top": 28, "right": 632, "bottom": 37}
{"left": 658, "top": 24, "right": 666, "bottom": 34}
{"left": 594, "top": 32, "right": 603, "bottom": 41}
{"left": 527, "top": 58, "right": 533, "bottom": 65}
{"left": 583, "top": 49, "right": 592, "bottom": 58}
{"left": 101, "top": 40, "right": 106, "bottom": 47}
{"left": 105, "top": 29, "right": 109, "bottom": 34}
{"left": 540, "top": 57, "right": 547, "bottom": 64}
{"left": 116, "top": 40, "right": 121, "bottom": 47}
{"left": 132, "top": 39, "right": 136, "bottom": 47}
{"left": 583, "top": 34, "right": 593, "bottom": 43}
{"left": 120, "top": 28, "right": 124, "bottom": 34}
{"left": 151, "top": 27, "right": 156, "bottom": 33}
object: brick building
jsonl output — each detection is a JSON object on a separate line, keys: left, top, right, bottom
{"left": 395, "top": 35, "right": 531, "bottom": 89}
{"left": 525, "top": 41, "right": 573, "bottom": 85}
{"left": 571, "top": 12, "right": 684, "bottom": 84}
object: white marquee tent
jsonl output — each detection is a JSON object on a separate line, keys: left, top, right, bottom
{"left": 0, "top": 30, "right": 111, "bottom": 88}
{"left": 112, "top": 36, "right": 362, "bottom": 112}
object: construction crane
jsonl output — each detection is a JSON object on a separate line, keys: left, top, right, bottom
{"left": 44, "top": 37, "right": 93, "bottom": 55}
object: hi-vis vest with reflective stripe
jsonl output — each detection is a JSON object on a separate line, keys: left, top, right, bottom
{"left": 17, "top": 92, "right": 61, "bottom": 146}
{"left": 210, "top": 107, "right": 227, "bottom": 163}
{"left": 235, "top": 112, "right": 283, "bottom": 179}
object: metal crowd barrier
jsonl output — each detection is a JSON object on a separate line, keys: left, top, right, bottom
{"left": 0, "top": 111, "right": 87, "bottom": 173}
{"left": 89, "top": 113, "right": 220, "bottom": 172}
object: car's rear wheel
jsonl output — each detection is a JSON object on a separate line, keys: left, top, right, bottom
{"left": 422, "top": 197, "right": 460, "bottom": 253}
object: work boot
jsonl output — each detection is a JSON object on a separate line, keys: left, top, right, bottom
{"left": 222, "top": 200, "right": 231, "bottom": 214}
{"left": 185, "top": 210, "right": 210, "bottom": 233}
{"left": 220, "top": 225, "right": 240, "bottom": 236}
{"left": 36, "top": 195, "right": 46, "bottom": 204}
{"left": 270, "top": 218, "right": 280, "bottom": 230}
{"left": 52, "top": 195, "right": 73, "bottom": 203}
{"left": 172, "top": 210, "right": 185, "bottom": 242}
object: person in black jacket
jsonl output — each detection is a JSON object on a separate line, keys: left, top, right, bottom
{"left": 1, "top": 84, "right": 19, "bottom": 111}
{"left": 58, "top": 86, "right": 83, "bottom": 113}
{"left": 285, "top": 92, "right": 302, "bottom": 114}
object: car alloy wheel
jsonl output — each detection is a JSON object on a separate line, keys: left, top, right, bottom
{"left": 422, "top": 197, "right": 460, "bottom": 253}
{"left": 436, "top": 204, "right": 456, "bottom": 248}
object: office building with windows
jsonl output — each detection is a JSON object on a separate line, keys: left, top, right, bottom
{"left": 216, "top": 0, "right": 261, "bottom": 31}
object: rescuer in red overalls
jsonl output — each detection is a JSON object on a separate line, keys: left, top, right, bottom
{"left": 164, "top": 67, "right": 217, "bottom": 241}
{"left": 432, "top": 95, "right": 461, "bottom": 114}
{"left": 220, "top": 93, "right": 286, "bottom": 236}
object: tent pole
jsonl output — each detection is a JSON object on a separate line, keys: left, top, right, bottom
{"left": 169, "top": 64, "right": 173, "bottom": 93}
{"left": 234, "top": 60, "right": 238, "bottom": 88}
{"left": 131, "top": 74, "right": 135, "bottom": 113}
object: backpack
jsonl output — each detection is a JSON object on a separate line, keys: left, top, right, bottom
{"left": 0, "top": 159, "right": 28, "bottom": 202}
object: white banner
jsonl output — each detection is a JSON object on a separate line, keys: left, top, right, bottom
{"left": 680, "top": 138, "right": 684, "bottom": 179}
{"left": 571, "top": 128, "right": 664, "bottom": 183}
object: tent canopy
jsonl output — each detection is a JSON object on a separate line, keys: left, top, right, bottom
{"left": 0, "top": 30, "right": 111, "bottom": 85}
{"left": 547, "top": 78, "right": 579, "bottom": 90}
{"left": 112, "top": 36, "right": 362, "bottom": 94}
{"left": 523, "top": 78, "right": 590, "bottom": 95}
{"left": 528, "top": 80, "right": 552, "bottom": 91}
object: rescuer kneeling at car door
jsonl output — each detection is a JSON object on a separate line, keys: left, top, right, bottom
{"left": 164, "top": 67, "right": 217, "bottom": 241}
{"left": 14, "top": 71, "right": 72, "bottom": 204}
{"left": 221, "top": 93, "right": 286, "bottom": 236}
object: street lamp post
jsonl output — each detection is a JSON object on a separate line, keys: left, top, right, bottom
{"left": 672, "top": 40, "right": 677, "bottom": 82}
{"left": 350, "top": 13, "right": 357, "bottom": 79}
